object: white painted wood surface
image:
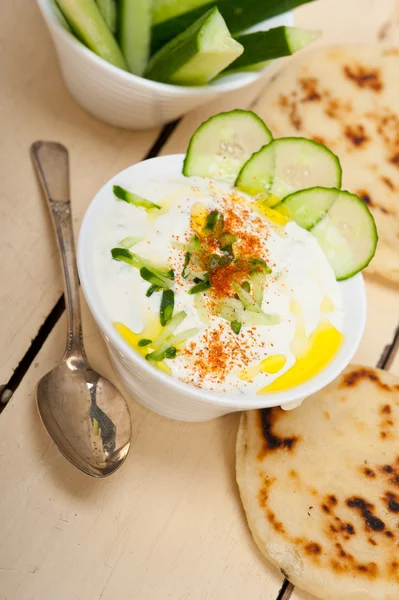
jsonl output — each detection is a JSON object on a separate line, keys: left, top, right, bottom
{"left": 0, "top": 1, "right": 398, "bottom": 599}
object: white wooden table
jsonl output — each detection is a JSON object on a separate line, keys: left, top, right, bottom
{"left": 1, "top": 1, "right": 398, "bottom": 599}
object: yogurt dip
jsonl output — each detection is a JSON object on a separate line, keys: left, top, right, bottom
{"left": 94, "top": 174, "right": 345, "bottom": 394}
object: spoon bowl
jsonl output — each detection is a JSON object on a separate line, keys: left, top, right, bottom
{"left": 31, "top": 140, "right": 131, "bottom": 477}
{"left": 37, "top": 359, "right": 131, "bottom": 477}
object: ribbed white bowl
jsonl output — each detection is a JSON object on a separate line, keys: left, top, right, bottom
{"left": 36, "top": 0, "right": 293, "bottom": 129}
{"left": 77, "top": 155, "right": 367, "bottom": 422}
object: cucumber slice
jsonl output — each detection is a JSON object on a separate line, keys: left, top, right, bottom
{"left": 236, "top": 138, "right": 342, "bottom": 206}
{"left": 183, "top": 110, "right": 272, "bottom": 183}
{"left": 278, "top": 187, "right": 339, "bottom": 230}
{"left": 151, "top": 0, "right": 316, "bottom": 55}
{"left": 145, "top": 8, "right": 243, "bottom": 85}
{"left": 96, "top": 0, "right": 117, "bottom": 33}
{"left": 55, "top": 0, "right": 128, "bottom": 70}
{"left": 310, "top": 190, "right": 378, "bottom": 280}
{"left": 119, "top": 0, "right": 152, "bottom": 76}
{"left": 224, "top": 27, "right": 321, "bottom": 73}
{"left": 152, "top": 0, "right": 210, "bottom": 25}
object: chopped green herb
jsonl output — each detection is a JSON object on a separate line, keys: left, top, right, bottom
{"left": 188, "top": 279, "right": 211, "bottom": 294}
{"left": 250, "top": 258, "right": 272, "bottom": 274}
{"left": 182, "top": 251, "right": 191, "bottom": 278}
{"left": 165, "top": 347, "right": 177, "bottom": 359}
{"left": 218, "top": 231, "right": 237, "bottom": 250}
{"left": 138, "top": 338, "right": 152, "bottom": 347}
{"left": 231, "top": 320, "right": 242, "bottom": 335}
{"left": 146, "top": 284, "right": 160, "bottom": 297}
{"left": 160, "top": 290, "right": 174, "bottom": 326}
{"left": 203, "top": 210, "right": 224, "bottom": 235}
{"left": 113, "top": 185, "right": 161, "bottom": 210}
{"left": 187, "top": 234, "right": 201, "bottom": 252}
{"left": 241, "top": 281, "right": 251, "bottom": 293}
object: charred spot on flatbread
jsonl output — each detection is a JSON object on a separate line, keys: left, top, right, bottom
{"left": 343, "top": 63, "right": 383, "bottom": 92}
{"left": 257, "top": 409, "right": 300, "bottom": 458}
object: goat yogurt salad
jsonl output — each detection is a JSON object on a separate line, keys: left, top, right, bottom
{"left": 94, "top": 174, "right": 345, "bottom": 394}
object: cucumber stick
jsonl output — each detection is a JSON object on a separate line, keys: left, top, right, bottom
{"left": 51, "top": 0, "right": 72, "bottom": 31}
{"left": 145, "top": 8, "right": 243, "bottom": 85}
{"left": 152, "top": 0, "right": 210, "bottom": 25}
{"left": 224, "top": 27, "right": 321, "bottom": 73}
{"left": 310, "top": 190, "right": 378, "bottom": 280}
{"left": 119, "top": 0, "right": 152, "bottom": 76}
{"left": 96, "top": 0, "right": 117, "bottom": 33}
{"left": 183, "top": 110, "right": 272, "bottom": 183}
{"left": 55, "top": 0, "right": 127, "bottom": 70}
{"left": 151, "top": 0, "right": 316, "bottom": 54}
{"left": 236, "top": 138, "right": 342, "bottom": 206}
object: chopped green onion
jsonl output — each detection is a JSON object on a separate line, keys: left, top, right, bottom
{"left": 218, "top": 232, "right": 237, "bottom": 250}
{"left": 113, "top": 185, "right": 161, "bottom": 210}
{"left": 138, "top": 338, "right": 152, "bottom": 347}
{"left": 241, "top": 281, "right": 251, "bottom": 293}
{"left": 231, "top": 320, "right": 242, "bottom": 335}
{"left": 117, "top": 235, "right": 142, "bottom": 248}
{"left": 152, "top": 311, "right": 187, "bottom": 349}
{"left": 182, "top": 251, "right": 191, "bottom": 278}
{"left": 188, "top": 280, "right": 211, "bottom": 294}
{"left": 146, "top": 285, "right": 161, "bottom": 297}
{"left": 111, "top": 248, "right": 174, "bottom": 288}
{"left": 160, "top": 290, "right": 174, "bottom": 326}
{"left": 165, "top": 347, "right": 177, "bottom": 358}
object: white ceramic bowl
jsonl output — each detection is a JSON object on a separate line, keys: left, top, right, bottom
{"left": 36, "top": 0, "right": 293, "bottom": 129}
{"left": 78, "top": 155, "right": 367, "bottom": 421}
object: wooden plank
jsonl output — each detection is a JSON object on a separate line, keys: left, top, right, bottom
{"left": 0, "top": 274, "right": 397, "bottom": 600}
{"left": 0, "top": 0, "right": 160, "bottom": 385}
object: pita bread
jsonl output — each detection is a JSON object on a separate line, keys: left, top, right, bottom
{"left": 253, "top": 44, "right": 399, "bottom": 283}
{"left": 236, "top": 365, "right": 399, "bottom": 600}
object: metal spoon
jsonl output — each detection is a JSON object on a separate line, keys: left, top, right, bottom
{"left": 31, "top": 141, "right": 131, "bottom": 477}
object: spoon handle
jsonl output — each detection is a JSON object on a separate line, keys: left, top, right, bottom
{"left": 31, "top": 141, "right": 85, "bottom": 359}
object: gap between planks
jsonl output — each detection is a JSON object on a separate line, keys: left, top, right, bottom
{"left": 0, "top": 120, "right": 180, "bottom": 413}
{"left": 276, "top": 322, "right": 399, "bottom": 600}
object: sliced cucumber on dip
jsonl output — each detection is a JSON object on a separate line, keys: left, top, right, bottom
{"left": 56, "top": 0, "right": 128, "bottom": 70}
{"left": 236, "top": 138, "right": 342, "bottom": 206}
{"left": 119, "top": 0, "right": 152, "bottom": 76}
{"left": 183, "top": 110, "right": 272, "bottom": 183}
{"left": 310, "top": 190, "right": 378, "bottom": 280}
{"left": 113, "top": 185, "right": 161, "bottom": 210}
{"left": 145, "top": 8, "right": 243, "bottom": 85}
{"left": 224, "top": 27, "right": 321, "bottom": 73}
{"left": 278, "top": 186, "right": 339, "bottom": 230}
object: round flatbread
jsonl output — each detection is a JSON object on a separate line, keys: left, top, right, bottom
{"left": 236, "top": 364, "right": 399, "bottom": 600}
{"left": 253, "top": 44, "right": 399, "bottom": 283}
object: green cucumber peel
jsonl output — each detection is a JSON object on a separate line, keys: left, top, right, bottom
{"left": 151, "top": 0, "right": 316, "bottom": 55}
{"left": 113, "top": 185, "right": 161, "bottom": 210}
{"left": 224, "top": 27, "right": 321, "bottom": 72}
